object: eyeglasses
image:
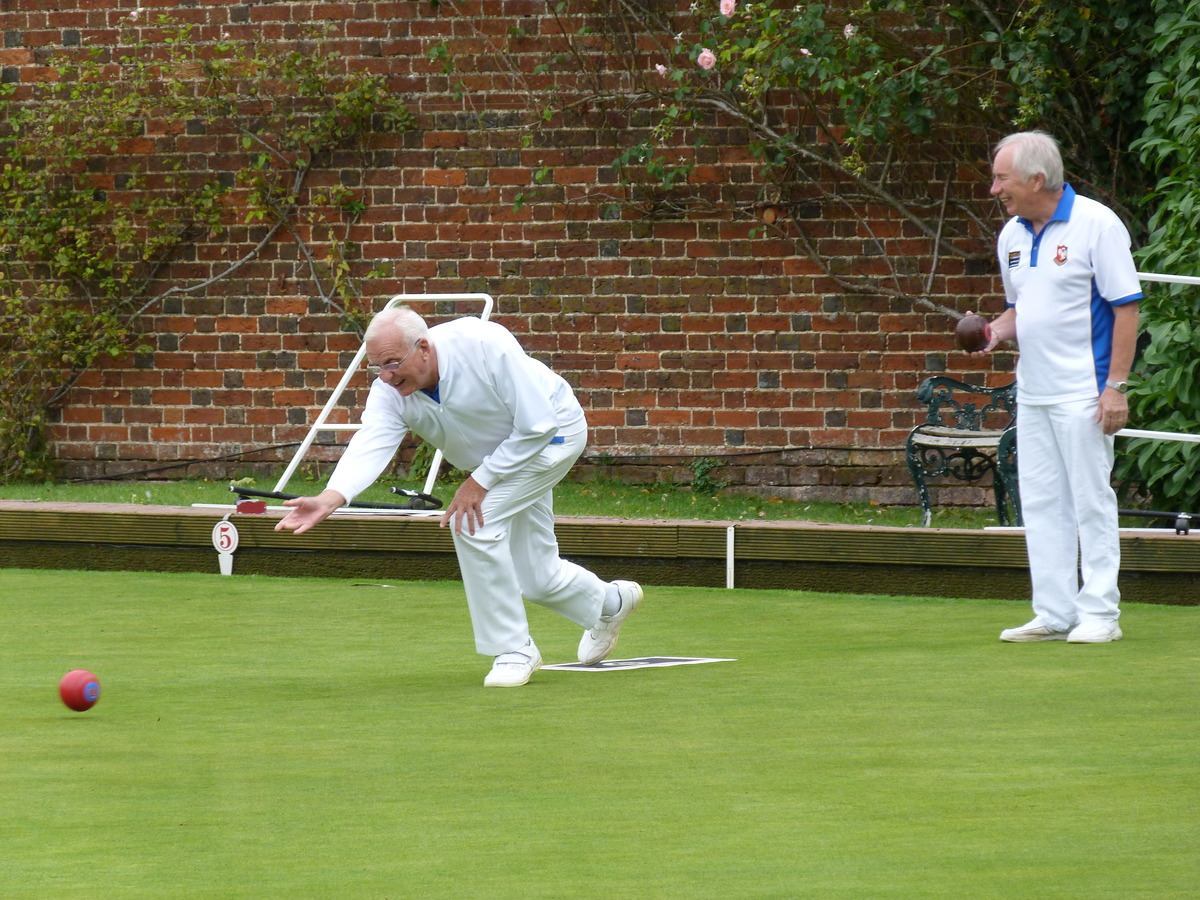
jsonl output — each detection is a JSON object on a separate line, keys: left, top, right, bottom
{"left": 366, "top": 344, "right": 416, "bottom": 378}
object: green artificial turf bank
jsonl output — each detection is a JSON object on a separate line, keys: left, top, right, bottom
{"left": 2, "top": 569, "right": 1197, "bottom": 899}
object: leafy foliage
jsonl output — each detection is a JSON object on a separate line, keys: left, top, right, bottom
{"left": 960, "top": 1, "right": 1156, "bottom": 216}
{"left": 1114, "top": 0, "right": 1200, "bottom": 511}
{"left": 688, "top": 456, "right": 728, "bottom": 495}
{"left": 0, "top": 16, "right": 411, "bottom": 479}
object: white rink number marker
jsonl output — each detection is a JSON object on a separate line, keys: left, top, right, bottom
{"left": 212, "top": 518, "right": 239, "bottom": 576}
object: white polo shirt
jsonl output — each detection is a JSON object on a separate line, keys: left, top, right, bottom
{"left": 997, "top": 184, "right": 1142, "bottom": 405}
{"left": 328, "top": 316, "right": 586, "bottom": 502}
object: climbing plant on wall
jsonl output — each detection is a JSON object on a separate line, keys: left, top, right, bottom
{"left": 430, "top": 0, "right": 1156, "bottom": 313}
{"left": 0, "top": 14, "right": 412, "bottom": 479}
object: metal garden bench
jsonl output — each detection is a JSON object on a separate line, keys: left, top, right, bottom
{"left": 905, "top": 376, "right": 1020, "bottom": 527}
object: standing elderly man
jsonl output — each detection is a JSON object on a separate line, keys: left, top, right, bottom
{"left": 976, "top": 130, "right": 1141, "bottom": 643}
{"left": 275, "top": 306, "right": 643, "bottom": 686}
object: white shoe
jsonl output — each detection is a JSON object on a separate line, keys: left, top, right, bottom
{"left": 578, "top": 581, "right": 643, "bottom": 665}
{"left": 484, "top": 640, "right": 541, "bottom": 687}
{"left": 1067, "top": 620, "right": 1123, "bottom": 643}
{"left": 999, "top": 618, "right": 1071, "bottom": 642}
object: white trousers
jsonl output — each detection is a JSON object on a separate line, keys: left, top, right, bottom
{"left": 451, "top": 429, "right": 608, "bottom": 656}
{"left": 1017, "top": 398, "right": 1121, "bottom": 629}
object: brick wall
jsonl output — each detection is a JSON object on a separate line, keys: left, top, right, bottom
{"left": 0, "top": 0, "right": 1015, "bottom": 505}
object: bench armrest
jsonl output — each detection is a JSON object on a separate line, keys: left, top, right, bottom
{"left": 916, "top": 376, "right": 1016, "bottom": 430}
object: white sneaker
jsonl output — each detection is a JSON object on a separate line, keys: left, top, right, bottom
{"left": 1067, "top": 620, "right": 1123, "bottom": 643}
{"left": 999, "top": 618, "right": 1071, "bottom": 642}
{"left": 578, "top": 580, "right": 643, "bottom": 665}
{"left": 484, "top": 640, "right": 542, "bottom": 687}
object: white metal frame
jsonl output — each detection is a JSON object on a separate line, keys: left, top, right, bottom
{"left": 271, "top": 292, "right": 494, "bottom": 504}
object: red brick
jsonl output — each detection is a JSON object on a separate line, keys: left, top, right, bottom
{"left": 424, "top": 169, "right": 467, "bottom": 186}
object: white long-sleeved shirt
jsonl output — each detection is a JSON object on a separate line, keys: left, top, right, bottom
{"left": 327, "top": 316, "right": 586, "bottom": 502}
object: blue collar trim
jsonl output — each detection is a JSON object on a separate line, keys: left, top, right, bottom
{"left": 1018, "top": 183, "right": 1076, "bottom": 232}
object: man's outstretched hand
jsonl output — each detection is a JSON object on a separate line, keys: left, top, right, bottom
{"left": 274, "top": 489, "right": 346, "bottom": 535}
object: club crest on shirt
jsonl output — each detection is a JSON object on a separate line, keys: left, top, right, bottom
{"left": 1007, "top": 250, "right": 1021, "bottom": 269}
{"left": 1054, "top": 244, "right": 1068, "bottom": 266}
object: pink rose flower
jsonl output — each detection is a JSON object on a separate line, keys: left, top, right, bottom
{"left": 843, "top": 23, "right": 855, "bottom": 39}
{"left": 655, "top": 64, "right": 668, "bottom": 76}
{"left": 697, "top": 48, "right": 717, "bottom": 70}
{"left": 800, "top": 48, "right": 812, "bottom": 56}
{"left": 720, "top": 0, "right": 737, "bottom": 16}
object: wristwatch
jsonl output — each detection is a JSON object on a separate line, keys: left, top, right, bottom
{"left": 1105, "top": 379, "right": 1128, "bottom": 393}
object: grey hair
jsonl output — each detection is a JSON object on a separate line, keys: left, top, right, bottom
{"left": 994, "top": 131, "right": 1064, "bottom": 191}
{"left": 364, "top": 304, "right": 429, "bottom": 347}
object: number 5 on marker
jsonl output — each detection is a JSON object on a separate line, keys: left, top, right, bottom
{"left": 212, "top": 519, "right": 239, "bottom": 554}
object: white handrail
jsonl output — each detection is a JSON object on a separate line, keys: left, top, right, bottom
{"left": 1137, "top": 272, "right": 1200, "bottom": 286}
{"left": 1116, "top": 428, "right": 1200, "bottom": 444}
